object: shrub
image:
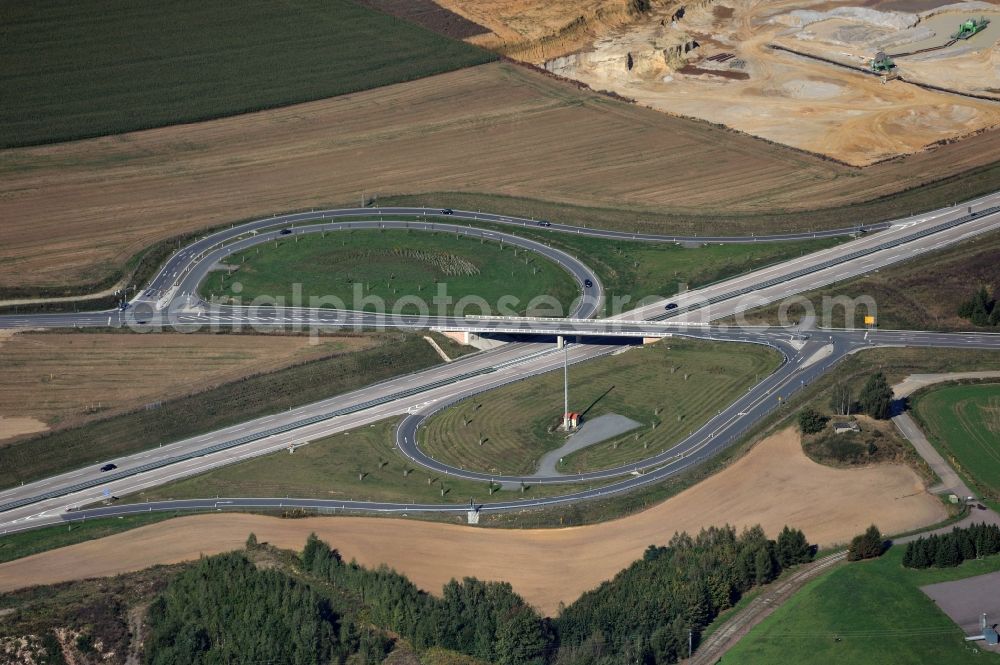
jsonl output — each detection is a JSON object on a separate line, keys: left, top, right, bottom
{"left": 847, "top": 525, "right": 885, "bottom": 561}
{"left": 798, "top": 407, "right": 828, "bottom": 435}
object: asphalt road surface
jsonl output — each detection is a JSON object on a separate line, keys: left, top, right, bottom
{"left": 1, "top": 192, "right": 1000, "bottom": 534}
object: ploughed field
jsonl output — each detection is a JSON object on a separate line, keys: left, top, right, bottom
{"left": 203, "top": 229, "right": 579, "bottom": 317}
{"left": 421, "top": 338, "right": 783, "bottom": 475}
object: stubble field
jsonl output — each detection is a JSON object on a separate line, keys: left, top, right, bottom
{"left": 0, "top": 331, "right": 375, "bottom": 441}
{"left": 4, "top": 62, "right": 1000, "bottom": 292}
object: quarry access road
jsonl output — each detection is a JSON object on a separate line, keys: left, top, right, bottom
{"left": 1, "top": 192, "right": 1000, "bottom": 534}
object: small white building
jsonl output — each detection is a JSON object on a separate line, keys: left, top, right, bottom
{"left": 832, "top": 420, "right": 860, "bottom": 435}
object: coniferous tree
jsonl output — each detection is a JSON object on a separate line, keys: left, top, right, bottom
{"left": 847, "top": 525, "right": 884, "bottom": 561}
{"left": 859, "top": 373, "right": 893, "bottom": 419}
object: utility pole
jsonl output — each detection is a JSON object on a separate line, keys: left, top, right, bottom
{"left": 689, "top": 630, "right": 693, "bottom": 659}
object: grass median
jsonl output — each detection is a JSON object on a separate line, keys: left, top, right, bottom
{"left": 122, "top": 418, "right": 609, "bottom": 507}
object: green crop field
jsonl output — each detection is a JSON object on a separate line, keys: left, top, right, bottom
{"left": 913, "top": 382, "right": 1000, "bottom": 498}
{"left": 0, "top": 0, "right": 494, "bottom": 148}
{"left": 203, "top": 228, "right": 579, "bottom": 316}
{"left": 124, "top": 418, "right": 602, "bottom": 507}
{"left": 421, "top": 338, "right": 782, "bottom": 475}
{"left": 726, "top": 546, "right": 1000, "bottom": 664}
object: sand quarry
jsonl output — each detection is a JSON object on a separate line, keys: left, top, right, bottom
{"left": 441, "top": 0, "right": 1000, "bottom": 165}
{"left": 0, "top": 428, "right": 945, "bottom": 615}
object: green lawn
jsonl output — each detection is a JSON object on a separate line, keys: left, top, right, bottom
{"left": 124, "top": 418, "right": 601, "bottom": 506}
{"left": 725, "top": 546, "right": 1000, "bottom": 664}
{"left": 0, "top": 0, "right": 494, "bottom": 147}
{"left": 203, "top": 228, "right": 579, "bottom": 316}
{"left": 913, "top": 383, "right": 1000, "bottom": 498}
{"left": 421, "top": 338, "right": 782, "bottom": 475}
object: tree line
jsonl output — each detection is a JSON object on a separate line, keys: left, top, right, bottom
{"left": 146, "top": 525, "right": 813, "bottom": 665}
{"left": 902, "top": 523, "right": 1000, "bottom": 569}
{"left": 302, "top": 533, "right": 550, "bottom": 664}
{"left": 145, "top": 550, "right": 392, "bottom": 665}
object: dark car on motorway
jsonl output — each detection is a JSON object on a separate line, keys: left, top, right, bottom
{"left": 279, "top": 228, "right": 292, "bottom": 235}
{"left": 538, "top": 220, "right": 552, "bottom": 227}
{"left": 665, "top": 303, "right": 678, "bottom": 310}
{"left": 441, "top": 208, "right": 454, "bottom": 215}
{"left": 100, "top": 463, "right": 117, "bottom": 472}
{"left": 584, "top": 279, "right": 593, "bottom": 288}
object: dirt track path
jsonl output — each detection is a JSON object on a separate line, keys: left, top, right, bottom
{"left": 0, "top": 428, "right": 944, "bottom": 614}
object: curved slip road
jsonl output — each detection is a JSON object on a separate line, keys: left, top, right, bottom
{"left": 2, "top": 192, "right": 1000, "bottom": 534}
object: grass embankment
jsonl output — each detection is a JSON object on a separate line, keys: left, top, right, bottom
{"left": 445, "top": 219, "right": 845, "bottom": 316}
{"left": 203, "top": 228, "right": 578, "bottom": 316}
{"left": 726, "top": 546, "right": 1000, "bottom": 664}
{"left": 913, "top": 382, "right": 1000, "bottom": 501}
{"left": 124, "top": 418, "right": 601, "bottom": 506}
{"left": 0, "top": 0, "right": 494, "bottom": 148}
{"left": 422, "top": 338, "right": 782, "bottom": 475}
{"left": 0, "top": 332, "right": 469, "bottom": 489}
{"left": 0, "top": 513, "right": 177, "bottom": 565}
{"left": 733, "top": 229, "right": 1000, "bottom": 330}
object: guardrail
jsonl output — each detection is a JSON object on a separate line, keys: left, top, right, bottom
{"left": 653, "top": 206, "right": 1000, "bottom": 322}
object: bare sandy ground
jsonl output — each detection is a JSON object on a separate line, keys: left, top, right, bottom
{"left": 0, "top": 428, "right": 945, "bottom": 614}
{"left": 0, "top": 417, "right": 48, "bottom": 444}
{"left": 544, "top": 1, "right": 1000, "bottom": 165}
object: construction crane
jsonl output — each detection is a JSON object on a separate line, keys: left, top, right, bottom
{"left": 952, "top": 17, "right": 990, "bottom": 40}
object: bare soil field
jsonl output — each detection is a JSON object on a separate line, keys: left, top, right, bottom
{"left": 0, "top": 428, "right": 945, "bottom": 614}
{"left": 0, "top": 332, "right": 376, "bottom": 441}
{"left": 3, "top": 61, "right": 1000, "bottom": 291}
{"left": 543, "top": 1, "right": 1000, "bottom": 165}
{"left": 355, "top": 0, "right": 489, "bottom": 39}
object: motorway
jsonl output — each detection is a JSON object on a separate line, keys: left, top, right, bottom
{"left": 2, "top": 192, "right": 1000, "bottom": 534}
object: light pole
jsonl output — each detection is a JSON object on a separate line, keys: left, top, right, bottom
{"left": 563, "top": 341, "right": 569, "bottom": 430}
